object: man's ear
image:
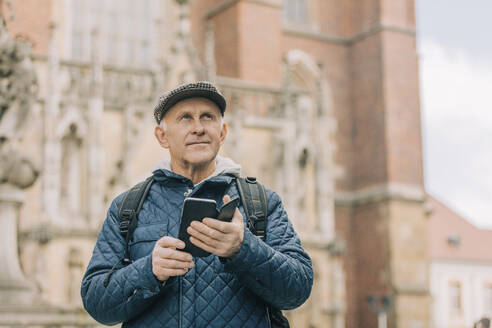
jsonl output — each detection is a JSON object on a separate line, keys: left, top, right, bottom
{"left": 219, "top": 121, "right": 227, "bottom": 145}
{"left": 154, "top": 125, "right": 169, "bottom": 149}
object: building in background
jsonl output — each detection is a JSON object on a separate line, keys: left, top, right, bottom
{"left": 0, "top": 0, "right": 430, "bottom": 327}
{"left": 429, "top": 196, "right": 492, "bottom": 328}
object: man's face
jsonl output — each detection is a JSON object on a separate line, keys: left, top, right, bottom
{"left": 154, "top": 97, "right": 227, "bottom": 168}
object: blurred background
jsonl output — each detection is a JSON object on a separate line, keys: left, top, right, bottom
{"left": 0, "top": 0, "right": 490, "bottom": 327}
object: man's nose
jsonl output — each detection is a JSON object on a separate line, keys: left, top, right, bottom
{"left": 191, "top": 119, "right": 205, "bottom": 134}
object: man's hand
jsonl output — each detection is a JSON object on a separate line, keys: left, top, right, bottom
{"left": 188, "top": 195, "right": 244, "bottom": 258}
{"left": 152, "top": 236, "right": 194, "bottom": 281}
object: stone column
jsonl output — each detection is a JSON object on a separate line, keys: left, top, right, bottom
{"left": 279, "top": 60, "right": 299, "bottom": 228}
{"left": 87, "top": 29, "right": 104, "bottom": 228}
{"left": 0, "top": 185, "right": 35, "bottom": 305}
{"left": 43, "top": 23, "right": 61, "bottom": 224}
{"left": 314, "top": 79, "right": 336, "bottom": 242}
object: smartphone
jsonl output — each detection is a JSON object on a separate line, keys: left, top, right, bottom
{"left": 178, "top": 198, "right": 218, "bottom": 257}
{"left": 217, "top": 197, "right": 240, "bottom": 222}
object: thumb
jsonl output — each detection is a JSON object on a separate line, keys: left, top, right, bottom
{"left": 231, "top": 206, "right": 243, "bottom": 224}
{"left": 223, "top": 194, "right": 231, "bottom": 203}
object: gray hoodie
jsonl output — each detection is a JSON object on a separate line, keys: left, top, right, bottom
{"left": 151, "top": 155, "right": 242, "bottom": 185}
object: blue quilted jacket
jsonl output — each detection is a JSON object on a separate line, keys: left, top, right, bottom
{"left": 81, "top": 167, "right": 313, "bottom": 327}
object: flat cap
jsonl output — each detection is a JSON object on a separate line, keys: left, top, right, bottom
{"left": 153, "top": 81, "right": 227, "bottom": 124}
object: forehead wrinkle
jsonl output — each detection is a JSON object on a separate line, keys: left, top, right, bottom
{"left": 163, "top": 98, "right": 223, "bottom": 124}
{"left": 173, "top": 108, "right": 217, "bottom": 120}
{"left": 180, "top": 98, "right": 220, "bottom": 112}
{"left": 178, "top": 106, "right": 220, "bottom": 117}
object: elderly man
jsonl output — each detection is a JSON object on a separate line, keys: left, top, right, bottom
{"left": 81, "top": 81, "right": 313, "bottom": 327}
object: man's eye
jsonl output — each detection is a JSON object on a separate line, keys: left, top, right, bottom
{"left": 202, "top": 114, "right": 213, "bottom": 120}
{"left": 181, "top": 115, "right": 191, "bottom": 120}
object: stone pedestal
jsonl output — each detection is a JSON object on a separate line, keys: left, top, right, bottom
{"left": 0, "top": 185, "right": 102, "bottom": 327}
{"left": 0, "top": 184, "right": 35, "bottom": 305}
{"left": 0, "top": 304, "right": 101, "bottom": 327}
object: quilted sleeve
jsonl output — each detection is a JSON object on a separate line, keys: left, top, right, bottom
{"left": 80, "top": 196, "right": 167, "bottom": 325}
{"left": 222, "top": 189, "right": 314, "bottom": 310}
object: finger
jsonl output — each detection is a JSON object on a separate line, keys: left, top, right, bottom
{"left": 189, "top": 220, "right": 224, "bottom": 239}
{"left": 187, "top": 226, "right": 221, "bottom": 247}
{"left": 156, "top": 258, "right": 194, "bottom": 270}
{"left": 157, "top": 236, "right": 186, "bottom": 249}
{"left": 231, "top": 207, "right": 244, "bottom": 224}
{"left": 157, "top": 247, "right": 193, "bottom": 262}
{"left": 159, "top": 268, "right": 189, "bottom": 277}
{"left": 223, "top": 194, "right": 231, "bottom": 203}
{"left": 189, "top": 236, "right": 216, "bottom": 254}
{"left": 202, "top": 217, "right": 234, "bottom": 233}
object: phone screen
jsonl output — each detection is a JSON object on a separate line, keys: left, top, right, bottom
{"left": 217, "top": 197, "right": 240, "bottom": 222}
{"left": 178, "top": 198, "right": 218, "bottom": 257}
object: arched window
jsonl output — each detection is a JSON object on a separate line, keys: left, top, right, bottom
{"left": 60, "top": 124, "right": 84, "bottom": 214}
{"left": 70, "top": 0, "right": 153, "bottom": 66}
{"left": 284, "top": 49, "right": 336, "bottom": 239}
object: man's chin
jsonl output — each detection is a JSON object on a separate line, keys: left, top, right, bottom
{"left": 184, "top": 153, "right": 217, "bottom": 167}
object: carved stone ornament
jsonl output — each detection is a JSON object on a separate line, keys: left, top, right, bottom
{"left": 0, "top": 18, "right": 39, "bottom": 188}
{"left": 0, "top": 17, "right": 39, "bottom": 305}
{"left": 0, "top": 19, "right": 38, "bottom": 142}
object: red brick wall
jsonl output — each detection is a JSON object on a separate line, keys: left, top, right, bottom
{"left": 335, "top": 205, "right": 358, "bottom": 328}
{"left": 3, "top": 0, "right": 52, "bottom": 56}
{"left": 236, "top": 1, "right": 282, "bottom": 85}
{"left": 351, "top": 200, "right": 394, "bottom": 327}
{"left": 349, "top": 0, "right": 381, "bottom": 35}
{"left": 349, "top": 33, "right": 388, "bottom": 190}
{"left": 209, "top": 2, "right": 241, "bottom": 78}
{"left": 380, "top": 0, "right": 416, "bottom": 28}
{"left": 382, "top": 30, "right": 424, "bottom": 186}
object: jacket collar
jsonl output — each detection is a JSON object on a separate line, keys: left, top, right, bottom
{"left": 151, "top": 156, "right": 241, "bottom": 186}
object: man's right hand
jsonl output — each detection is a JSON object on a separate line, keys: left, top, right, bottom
{"left": 152, "top": 236, "right": 194, "bottom": 282}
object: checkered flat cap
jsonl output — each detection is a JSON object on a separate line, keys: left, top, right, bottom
{"left": 154, "top": 81, "right": 226, "bottom": 124}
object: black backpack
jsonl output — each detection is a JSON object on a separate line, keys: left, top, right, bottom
{"left": 112, "top": 175, "right": 289, "bottom": 328}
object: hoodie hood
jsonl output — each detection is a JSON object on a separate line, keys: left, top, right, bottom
{"left": 151, "top": 155, "right": 242, "bottom": 185}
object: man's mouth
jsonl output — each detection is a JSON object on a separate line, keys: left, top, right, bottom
{"left": 187, "top": 141, "right": 210, "bottom": 146}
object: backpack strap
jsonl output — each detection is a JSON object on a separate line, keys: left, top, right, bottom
{"left": 118, "top": 176, "right": 155, "bottom": 264}
{"left": 235, "top": 177, "right": 290, "bottom": 327}
{"left": 235, "top": 176, "right": 268, "bottom": 240}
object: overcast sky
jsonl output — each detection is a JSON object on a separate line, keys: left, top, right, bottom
{"left": 416, "top": 0, "right": 492, "bottom": 228}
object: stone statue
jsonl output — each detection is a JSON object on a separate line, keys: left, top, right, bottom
{"left": 0, "top": 17, "right": 39, "bottom": 188}
{"left": 0, "top": 16, "right": 39, "bottom": 305}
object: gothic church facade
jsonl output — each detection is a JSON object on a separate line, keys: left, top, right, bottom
{"left": 1, "top": 0, "right": 429, "bottom": 327}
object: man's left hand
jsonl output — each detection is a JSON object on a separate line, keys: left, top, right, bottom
{"left": 188, "top": 195, "right": 244, "bottom": 258}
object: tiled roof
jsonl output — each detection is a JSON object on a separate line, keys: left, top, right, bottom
{"left": 428, "top": 195, "right": 492, "bottom": 262}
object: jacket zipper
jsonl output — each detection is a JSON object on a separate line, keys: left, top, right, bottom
{"left": 179, "top": 276, "right": 183, "bottom": 328}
